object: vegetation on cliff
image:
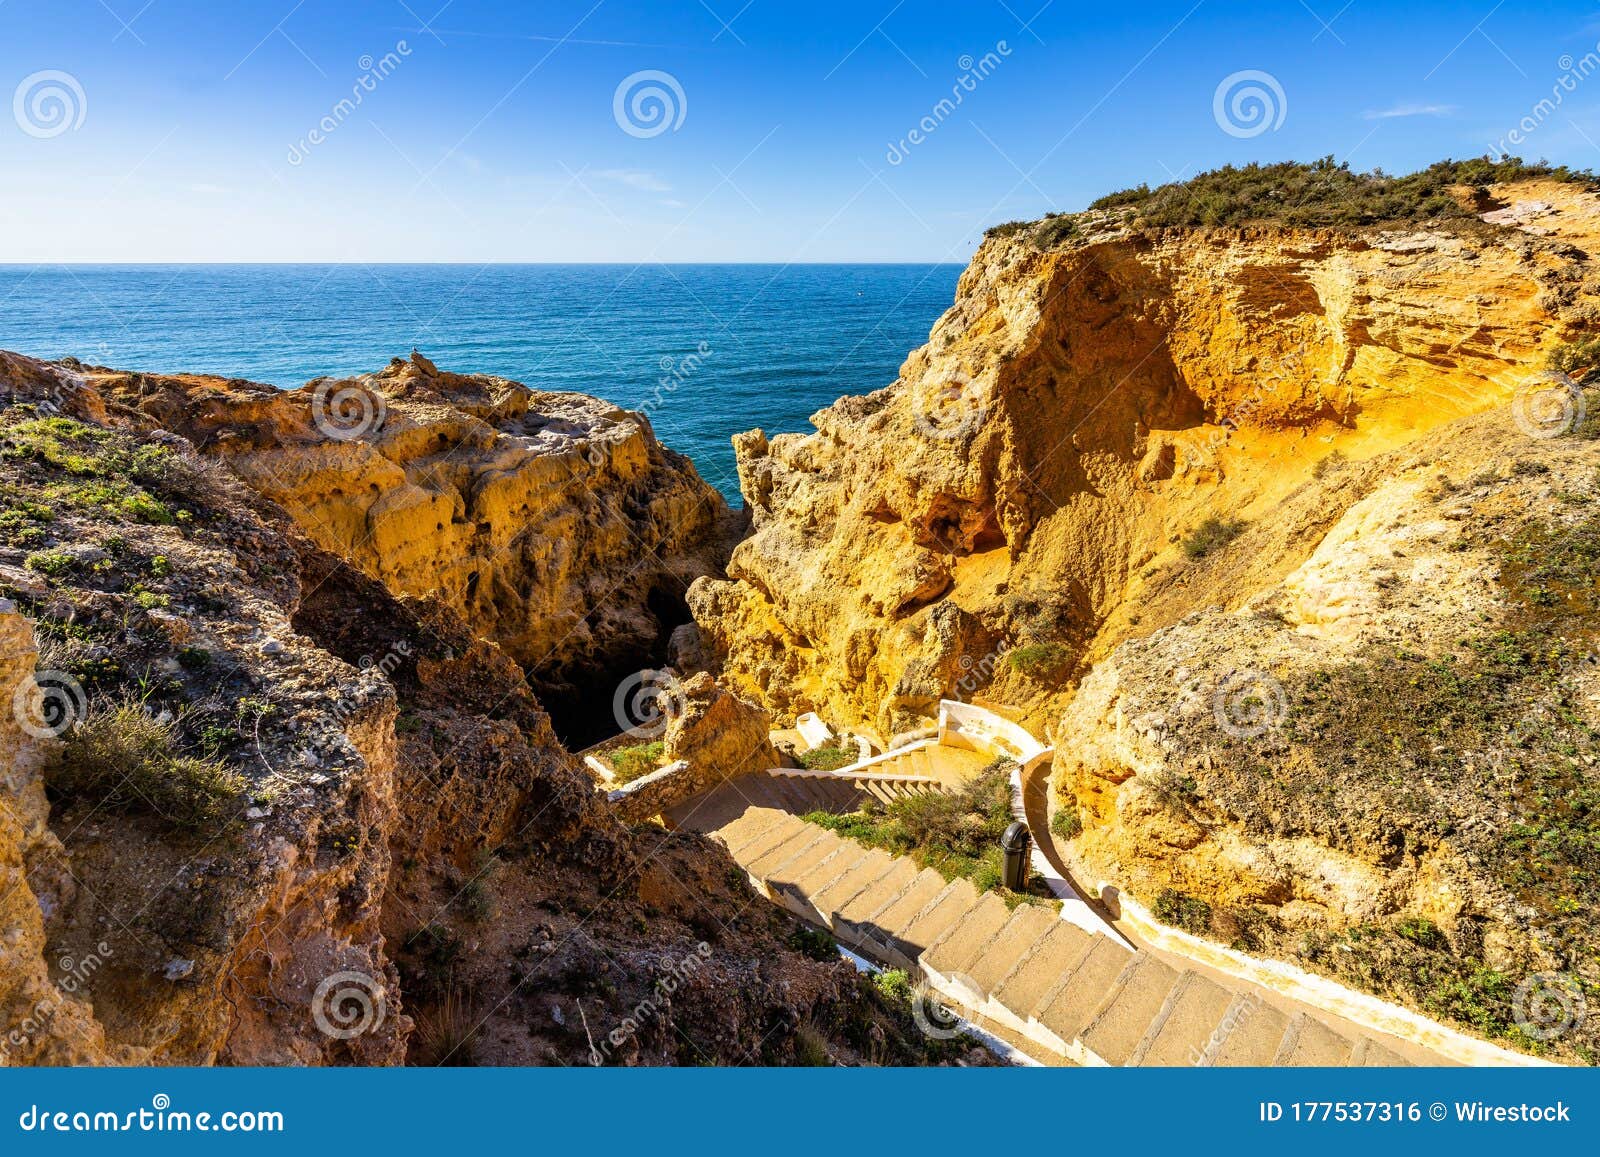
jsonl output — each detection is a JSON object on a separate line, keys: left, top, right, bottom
{"left": 988, "top": 156, "right": 1597, "bottom": 243}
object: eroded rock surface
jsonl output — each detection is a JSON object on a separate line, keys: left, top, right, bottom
{"left": 0, "top": 352, "right": 961, "bottom": 1068}
{"left": 88, "top": 352, "right": 738, "bottom": 741}
{"left": 689, "top": 179, "right": 1600, "bottom": 742}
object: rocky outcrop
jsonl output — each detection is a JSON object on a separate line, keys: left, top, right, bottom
{"left": 87, "top": 352, "right": 737, "bottom": 742}
{"left": 0, "top": 370, "right": 407, "bottom": 1064}
{"left": 0, "top": 352, "right": 953, "bottom": 1069}
{"left": 689, "top": 178, "right": 1600, "bottom": 741}
{"left": 1056, "top": 405, "right": 1600, "bottom": 1059}
{"left": 0, "top": 603, "right": 114, "bottom": 1065}
{"left": 609, "top": 673, "right": 778, "bottom": 822}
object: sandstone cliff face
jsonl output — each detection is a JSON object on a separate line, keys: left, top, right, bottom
{"left": 690, "top": 179, "right": 1600, "bottom": 744}
{"left": 0, "top": 352, "right": 958, "bottom": 1068}
{"left": 0, "top": 362, "right": 406, "bottom": 1064}
{"left": 90, "top": 352, "right": 736, "bottom": 743}
{"left": 686, "top": 175, "right": 1600, "bottom": 1058}
{"left": 1057, "top": 405, "right": 1600, "bottom": 1059}
{"left": 0, "top": 602, "right": 113, "bottom": 1065}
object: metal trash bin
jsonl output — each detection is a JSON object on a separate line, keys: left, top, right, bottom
{"left": 1001, "top": 821, "right": 1032, "bottom": 891}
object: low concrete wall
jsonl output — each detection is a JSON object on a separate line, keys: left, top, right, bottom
{"left": 606, "top": 760, "right": 695, "bottom": 823}
{"left": 938, "top": 700, "right": 1051, "bottom": 773}
{"left": 1106, "top": 885, "right": 1552, "bottom": 1068}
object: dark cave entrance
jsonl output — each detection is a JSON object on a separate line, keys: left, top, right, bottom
{"left": 533, "top": 579, "right": 696, "bottom": 752}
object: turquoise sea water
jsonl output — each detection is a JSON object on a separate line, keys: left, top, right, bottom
{"left": 0, "top": 264, "right": 963, "bottom": 501}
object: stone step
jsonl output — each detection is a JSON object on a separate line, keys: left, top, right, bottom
{"left": 839, "top": 867, "right": 946, "bottom": 956}
{"left": 1206, "top": 995, "right": 1290, "bottom": 1067}
{"left": 882, "top": 879, "right": 982, "bottom": 971}
{"left": 717, "top": 807, "right": 794, "bottom": 855}
{"left": 1077, "top": 955, "right": 1183, "bottom": 1067}
{"left": 993, "top": 921, "right": 1097, "bottom": 1017}
{"left": 729, "top": 813, "right": 812, "bottom": 865}
{"left": 1274, "top": 1012, "right": 1355, "bottom": 1066}
{"left": 965, "top": 904, "right": 1062, "bottom": 998}
{"left": 808, "top": 848, "right": 899, "bottom": 927}
{"left": 790, "top": 841, "right": 873, "bottom": 901}
{"left": 1351, "top": 1038, "right": 1412, "bottom": 1067}
{"left": 763, "top": 831, "right": 848, "bottom": 891}
{"left": 1131, "top": 970, "right": 1235, "bottom": 1067}
{"left": 922, "top": 892, "right": 1015, "bottom": 983}
{"left": 745, "top": 826, "right": 829, "bottom": 878}
{"left": 1036, "top": 937, "right": 1141, "bottom": 1046}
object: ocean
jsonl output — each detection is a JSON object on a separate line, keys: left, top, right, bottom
{"left": 0, "top": 263, "right": 964, "bottom": 502}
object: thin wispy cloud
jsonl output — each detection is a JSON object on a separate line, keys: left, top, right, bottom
{"left": 594, "top": 169, "right": 672, "bottom": 193}
{"left": 1364, "top": 102, "right": 1459, "bottom": 120}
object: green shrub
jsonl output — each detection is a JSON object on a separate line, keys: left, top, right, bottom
{"left": 798, "top": 744, "right": 855, "bottom": 771}
{"left": 803, "top": 760, "right": 1043, "bottom": 902}
{"left": 1548, "top": 337, "right": 1600, "bottom": 377}
{"left": 1153, "top": 888, "right": 1213, "bottom": 934}
{"left": 1182, "top": 516, "right": 1247, "bottom": 560}
{"left": 24, "top": 549, "right": 76, "bottom": 577}
{"left": 46, "top": 701, "right": 245, "bottom": 830}
{"left": 1030, "top": 214, "right": 1079, "bottom": 248}
{"left": 1091, "top": 156, "right": 1593, "bottom": 231}
{"left": 610, "top": 740, "right": 665, "bottom": 783}
{"left": 1396, "top": 917, "right": 1447, "bottom": 950}
{"left": 1088, "top": 183, "right": 1153, "bottom": 210}
{"left": 791, "top": 1022, "right": 832, "bottom": 1066}
{"left": 1050, "top": 808, "right": 1082, "bottom": 840}
{"left": 1006, "top": 642, "right": 1071, "bottom": 679}
{"left": 788, "top": 926, "right": 838, "bottom": 961}
{"left": 873, "top": 968, "right": 913, "bottom": 1003}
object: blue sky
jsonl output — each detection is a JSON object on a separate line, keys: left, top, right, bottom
{"left": 4, "top": 0, "right": 1600, "bottom": 261}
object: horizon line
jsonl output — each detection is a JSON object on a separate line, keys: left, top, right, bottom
{"left": 0, "top": 259, "right": 971, "bottom": 268}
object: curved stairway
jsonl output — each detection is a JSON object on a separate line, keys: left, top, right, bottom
{"left": 668, "top": 775, "right": 1433, "bottom": 1067}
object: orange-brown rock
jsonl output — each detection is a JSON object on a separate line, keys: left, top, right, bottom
{"left": 689, "top": 179, "right": 1600, "bottom": 742}
{"left": 89, "top": 352, "right": 736, "bottom": 737}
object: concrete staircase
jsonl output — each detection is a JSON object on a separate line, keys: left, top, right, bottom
{"left": 669, "top": 785, "right": 1428, "bottom": 1067}
{"left": 862, "top": 740, "right": 995, "bottom": 787}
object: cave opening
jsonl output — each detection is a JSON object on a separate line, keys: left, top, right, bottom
{"left": 532, "top": 579, "right": 696, "bottom": 752}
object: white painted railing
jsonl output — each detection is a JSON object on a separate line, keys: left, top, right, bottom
{"left": 938, "top": 699, "right": 1052, "bottom": 773}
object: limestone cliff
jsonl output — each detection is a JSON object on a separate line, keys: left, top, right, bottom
{"left": 690, "top": 176, "right": 1600, "bottom": 743}
{"left": 87, "top": 352, "right": 738, "bottom": 743}
{"left": 0, "top": 351, "right": 961, "bottom": 1068}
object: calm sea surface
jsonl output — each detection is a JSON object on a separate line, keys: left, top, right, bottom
{"left": 0, "top": 264, "right": 963, "bottom": 501}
